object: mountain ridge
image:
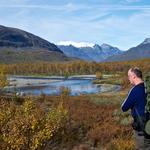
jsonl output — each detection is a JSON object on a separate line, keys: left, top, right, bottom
{"left": 58, "top": 43, "right": 122, "bottom": 62}
{"left": 0, "top": 25, "right": 71, "bottom": 63}
{"left": 104, "top": 38, "right": 150, "bottom": 62}
{"left": 1, "top": 25, "right": 150, "bottom": 63}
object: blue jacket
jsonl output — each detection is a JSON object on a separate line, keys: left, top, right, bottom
{"left": 121, "top": 83, "right": 146, "bottom": 118}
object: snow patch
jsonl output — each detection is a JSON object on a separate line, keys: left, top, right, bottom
{"left": 57, "top": 41, "right": 95, "bottom": 48}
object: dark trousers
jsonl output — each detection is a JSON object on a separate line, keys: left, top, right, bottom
{"left": 134, "top": 130, "right": 150, "bottom": 150}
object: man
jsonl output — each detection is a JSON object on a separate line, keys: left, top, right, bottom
{"left": 121, "top": 67, "right": 146, "bottom": 150}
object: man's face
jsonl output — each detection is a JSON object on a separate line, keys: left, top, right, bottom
{"left": 128, "top": 70, "right": 136, "bottom": 85}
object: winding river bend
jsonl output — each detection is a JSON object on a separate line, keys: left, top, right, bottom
{"left": 7, "top": 75, "right": 121, "bottom": 96}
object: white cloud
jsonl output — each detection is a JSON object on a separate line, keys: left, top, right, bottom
{"left": 0, "top": 3, "right": 91, "bottom": 12}
{"left": 0, "top": 0, "right": 29, "bottom": 5}
{"left": 1, "top": 3, "right": 150, "bottom": 11}
{"left": 125, "top": 0, "right": 142, "bottom": 3}
{"left": 1, "top": 2, "right": 150, "bottom": 50}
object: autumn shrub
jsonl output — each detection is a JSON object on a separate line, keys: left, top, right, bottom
{"left": 112, "top": 109, "right": 132, "bottom": 126}
{"left": 64, "top": 72, "right": 70, "bottom": 79}
{"left": 0, "top": 65, "right": 8, "bottom": 92}
{"left": 0, "top": 88, "right": 135, "bottom": 149}
{"left": 60, "top": 95, "right": 134, "bottom": 149}
{"left": 87, "top": 122, "right": 121, "bottom": 147}
{"left": 108, "top": 138, "right": 135, "bottom": 150}
{"left": 63, "top": 98, "right": 117, "bottom": 145}
{"left": 39, "top": 91, "right": 46, "bottom": 102}
{"left": 121, "top": 73, "right": 130, "bottom": 89}
{"left": 0, "top": 97, "right": 68, "bottom": 150}
{"left": 96, "top": 71, "right": 103, "bottom": 80}
{"left": 60, "top": 86, "right": 71, "bottom": 100}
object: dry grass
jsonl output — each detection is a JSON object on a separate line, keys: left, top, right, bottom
{"left": 0, "top": 73, "right": 134, "bottom": 149}
{"left": 32, "top": 90, "right": 134, "bottom": 150}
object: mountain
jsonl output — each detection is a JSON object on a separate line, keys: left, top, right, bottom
{"left": 0, "top": 25, "right": 70, "bottom": 63}
{"left": 57, "top": 45, "right": 93, "bottom": 61}
{"left": 105, "top": 38, "right": 150, "bottom": 62}
{"left": 58, "top": 43, "right": 122, "bottom": 62}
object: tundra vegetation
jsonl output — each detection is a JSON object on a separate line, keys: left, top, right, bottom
{"left": 0, "top": 58, "right": 150, "bottom": 150}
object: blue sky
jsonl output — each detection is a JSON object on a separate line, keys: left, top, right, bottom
{"left": 0, "top": 0, "right": 150, "bottom": 50}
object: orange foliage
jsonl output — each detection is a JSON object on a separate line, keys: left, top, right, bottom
{"left": 3, "top": 58, "right": 150, "bottom": 76}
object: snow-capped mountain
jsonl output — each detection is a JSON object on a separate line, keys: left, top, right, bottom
{"left": 57, "top": 41, "right": 122, "bottom": 62}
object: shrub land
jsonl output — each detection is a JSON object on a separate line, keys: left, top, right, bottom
{"left": 1, "top": 58, "right": 150, "bottom": 150}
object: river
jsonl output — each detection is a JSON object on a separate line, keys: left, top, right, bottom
{"left": 6, "top": 75, "right": 121, "bottom": 96}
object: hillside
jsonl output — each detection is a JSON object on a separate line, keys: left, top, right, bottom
{"left": 105, "top": 38, "right": 150, "bottom": 62}
{"left": 0, "top": 25, "right": 70, "bottom": 63}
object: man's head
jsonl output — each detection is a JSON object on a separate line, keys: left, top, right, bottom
{"left": 128, "top": 67, "right": 143, "bottom": 85}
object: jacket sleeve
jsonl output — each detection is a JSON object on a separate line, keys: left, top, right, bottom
{"left": 121, "top": 88, "right": 136, "bottom": 112}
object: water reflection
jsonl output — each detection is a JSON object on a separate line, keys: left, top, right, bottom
{"left": 16, "top": 79, "right": 101, "bottom": 96}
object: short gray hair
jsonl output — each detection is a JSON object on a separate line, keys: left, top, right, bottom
{"left": 130, "top": 67, "right": 142, "bottom": 79}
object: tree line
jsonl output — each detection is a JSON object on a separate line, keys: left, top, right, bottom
{"left": 2, "top": 58, "right": 150, "bottom": 76}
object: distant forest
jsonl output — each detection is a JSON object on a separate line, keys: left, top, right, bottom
{"left": 2, "top": 58, "right": 150, "bottom": 76}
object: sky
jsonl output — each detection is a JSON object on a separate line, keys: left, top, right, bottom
{"left": 0, "top": 0, "right": 150, "bottom": 50}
